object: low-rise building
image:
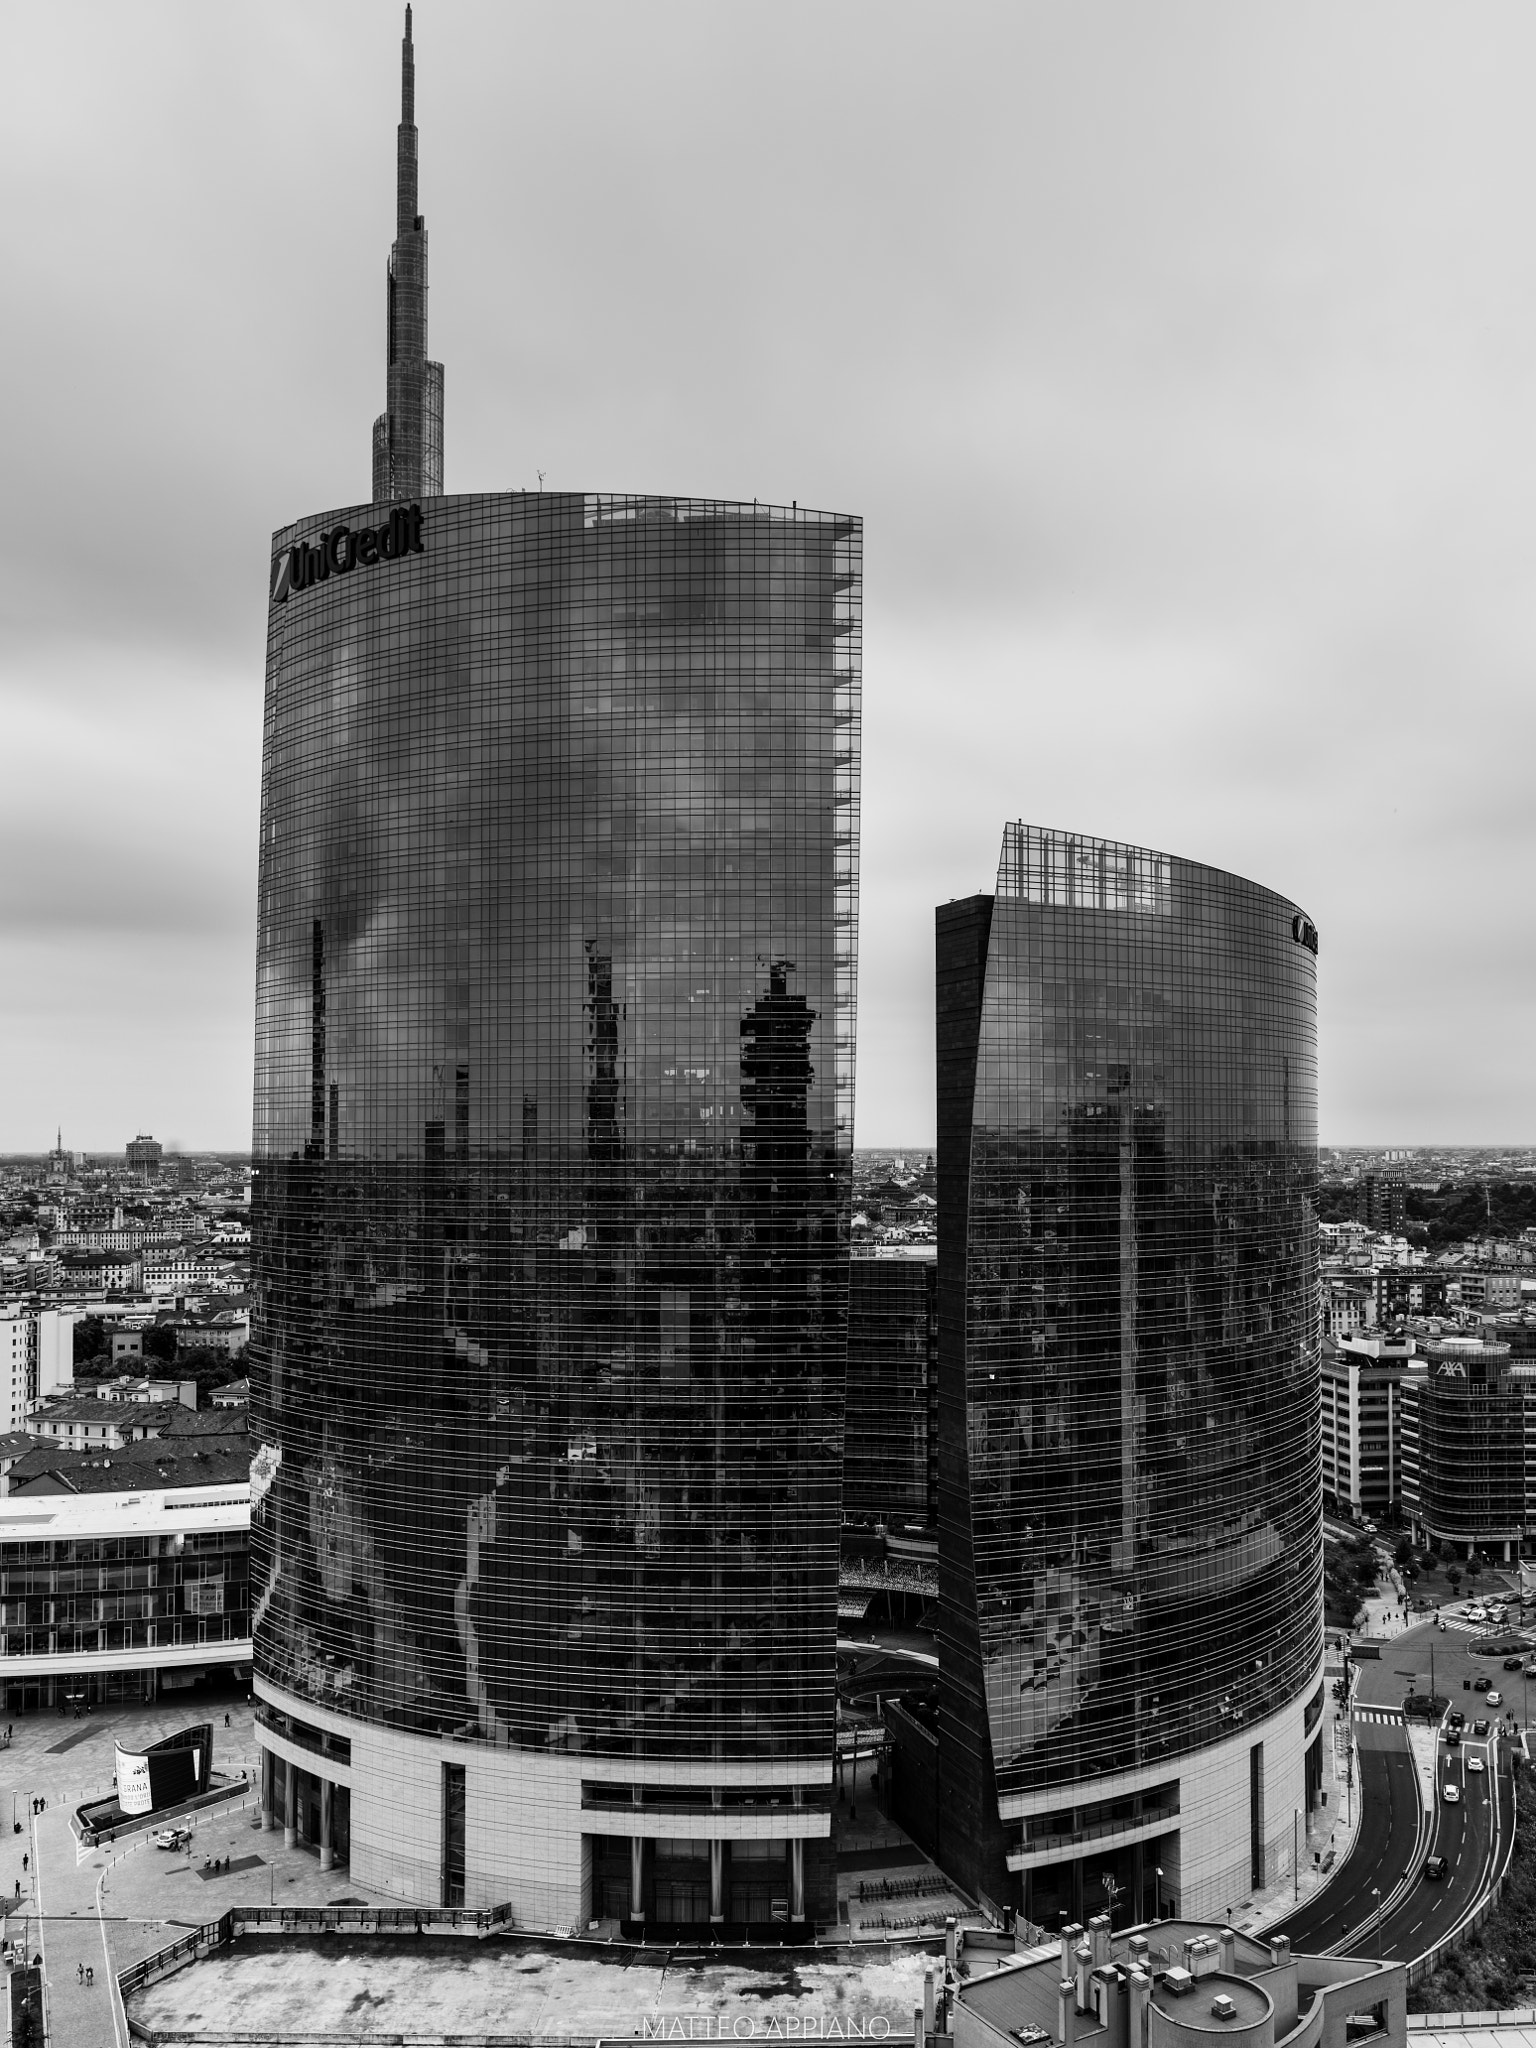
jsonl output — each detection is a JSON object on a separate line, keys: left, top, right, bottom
{"left": 25, "top": 1396, "right": 187, "bottom": 1453}
{"left": 0, "top": 1430, "right": 250, "bottom": 1709}
{"left": 953, "top": 1920, "right": 1404, "bottom": 2048}
{"left": 1453, "top": 1269, "right": 1524, "bottom": 1312}
{"left": 169, "top": 1314, "right": 249, "bottom": 1358}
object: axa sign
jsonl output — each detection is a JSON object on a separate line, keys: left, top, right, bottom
{"left": 1291, "top": 912, "right": 1319, "bottom": 955}
{"left": 271, "top": 504, "right": 424, "bottom": 605}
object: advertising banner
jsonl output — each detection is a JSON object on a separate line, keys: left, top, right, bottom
{"left": 185, "top": 1579, "right": 225, "bottom": 1616}
{"left": 115, "top": 1745, "right": 153, "bottom": 1816}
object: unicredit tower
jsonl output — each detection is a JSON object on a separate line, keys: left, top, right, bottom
{"left": 250, "top": 10, "right": 861, "bottom": 1931}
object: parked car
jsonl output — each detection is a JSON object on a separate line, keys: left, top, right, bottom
{"left": 1424, "top": 1855, "right": 1448, "bottom": 1880}
{"left": 153, "top": 1828, "right": 191, "bottom": 1851}
{"left": 1444, "top": 1783, "right": 1461, "bottom": 1803}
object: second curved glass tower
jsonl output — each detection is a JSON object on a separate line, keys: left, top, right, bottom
{"left": 935, "top": 823, "right": 1323, "bottom": 1926}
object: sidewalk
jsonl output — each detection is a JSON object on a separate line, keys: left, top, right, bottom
{"left": 1359, "top": 1590, "right": 1412, "bottom": 1641}
{"left": 830, "top": 1749, "right": 977, "bottom": 1940}
{"left": 1243, "top": 1674, "right": 1364, "bottom": 1935}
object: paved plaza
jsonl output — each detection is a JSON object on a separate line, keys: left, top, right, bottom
{"left": 0, "top": 1695, "right": 403, "bottom": 2048}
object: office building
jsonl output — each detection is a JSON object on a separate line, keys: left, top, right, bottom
{"left": 845, "top": 1246, "right": 937, "bottom": 1532}
{"left": 932, "top": 823, "right": 1323, "bottom": 1927}
{"left": 1318, "top": 1332, "right": 1414, "bottom": 1522}
{"left": 251, "top": 13, "right": 860, "bottom": 1929}
{"left": 1399, "top": 1339, "right": 1526, "bottom": 1560}
{"left": 0, "top": 1426, "right": 250, "bottom": 1711}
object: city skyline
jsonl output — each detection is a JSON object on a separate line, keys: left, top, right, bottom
{"left": 8, "top": 2, "right": 1536, "bottom": 1149}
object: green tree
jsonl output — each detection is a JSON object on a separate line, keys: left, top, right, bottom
{"left": 143, "top": 1324, "right": 178, "bottom": 1365}
{"left": 1447, "top": 1566, "right": 1463, "bottom": 1597}
{"left": 1466, "top": 1552, "right": 1483, "bottom": 1585}
{"left": 72, "top": 1315, "right": 108, "bottom": 1367}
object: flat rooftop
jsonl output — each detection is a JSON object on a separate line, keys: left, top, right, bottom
{"left": 125, "top": 1932, "right": 942, "bottom": 2043}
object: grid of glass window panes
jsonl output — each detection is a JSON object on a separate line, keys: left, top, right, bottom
{"left": 1418, "top": 1344, "right": 1524, "bottom": 1541}
{"left": 845, "top": 1251, "right": 937, "bottom": 1528}
{"left": 251, "top": 491, "right": 860, "bottom": 1766}
{"left": 0, "top": 1531, "right": 249, "bottom": 1657}
{"left": 959, "top": 823, "right": 1321, "bottom": 1801}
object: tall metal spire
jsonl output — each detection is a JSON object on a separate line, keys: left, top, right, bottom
{"left": 372, "top": 5, "right": 444, "bottom": 501}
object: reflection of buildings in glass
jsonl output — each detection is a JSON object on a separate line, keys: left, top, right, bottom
{"left": 251, "top": 479, "right": 861, "bottom": 1923}
{"left": 1400, "top": 1339, "right": 1525, "bottom": 1558}
{"left": 934, "top": 823, "right": 1322, "bottom": 1929}
{"left": 845, "top": 1249, "right": 937, "bottom": 1530}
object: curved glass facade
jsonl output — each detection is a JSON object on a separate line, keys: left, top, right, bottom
{"left": 935, "top": 823, "right": 1322, "bottom": 1908}
{"left": 252, "top": 493, "right": 860, "bottom": 1812}
{"left": 1408, "top": 1340, "right": 1523, "bottom": 1551}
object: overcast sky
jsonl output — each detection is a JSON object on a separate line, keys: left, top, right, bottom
{"left": 4, "top": 1, "right": 1536, "bottom": 1152}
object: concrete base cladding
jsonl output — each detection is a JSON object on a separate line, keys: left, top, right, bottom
{"left": 255, "top": 1678, "right": 833, "bottom": 1931}
{"left": 1000, "top": 1669, "right": 1323, "bottom": 1928}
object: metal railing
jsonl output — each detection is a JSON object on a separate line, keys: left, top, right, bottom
{"left": 117, "top": 1899, "right": 519, "bottom": 2000}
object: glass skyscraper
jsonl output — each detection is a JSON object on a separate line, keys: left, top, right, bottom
{"left": 251, "top": 13, "right": 861, "bottom": 1932}
{"left": 935, "top": 823, "right": 1323, "bottom": 1928}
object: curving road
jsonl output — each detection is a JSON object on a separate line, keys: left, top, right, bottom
{"left": 1270, "top": 1712, "right": 1424, "bottom": 1953}
{"left": 1269, "top": 1618, "right": 1516, "bottom": 1964}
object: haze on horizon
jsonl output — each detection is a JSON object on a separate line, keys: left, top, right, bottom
{"left": 3, "top": 1, "right": 1535, "bottom": 1153}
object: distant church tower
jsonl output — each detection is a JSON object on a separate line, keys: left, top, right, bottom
{"left": 371, "top": 7, "right": 444, "bottom": 500}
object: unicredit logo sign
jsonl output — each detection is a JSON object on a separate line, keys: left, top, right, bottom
{"left": 271, "top": 504, "right": 425, "bottom": 605}
{"left": 1291, "top": 912, "right": 1319, "bottom": 955}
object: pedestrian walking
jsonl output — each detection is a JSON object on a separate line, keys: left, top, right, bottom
{"left": 86, "top": 1966, "right": 93, "bottom": 1985}
{"left": 77, "top": 1963, "right": 84, "bottom": 1985}
{"left": 22, "top": 1854, "right": 28, "bottom": 1873}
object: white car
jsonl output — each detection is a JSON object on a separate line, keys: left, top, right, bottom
{"left": 1444, "top": 1783, "right": 1461, "bottom": 1803}
{"left": 1467, "top": 1607, "right": 1488, "bottom": 1622}
{"left": 153, "top": 1827, "right": 191, "bottom": 1851}
{"left": 1468, "top": 1757, "right": 1487, "bottom": 1774}
{"left": 1488, "top": 1691, "right": 1503, "bottom": 1707}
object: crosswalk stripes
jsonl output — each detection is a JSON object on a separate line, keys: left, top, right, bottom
{"left": 1354, "top": 1707, "right": 1405, "bottom": 1724}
